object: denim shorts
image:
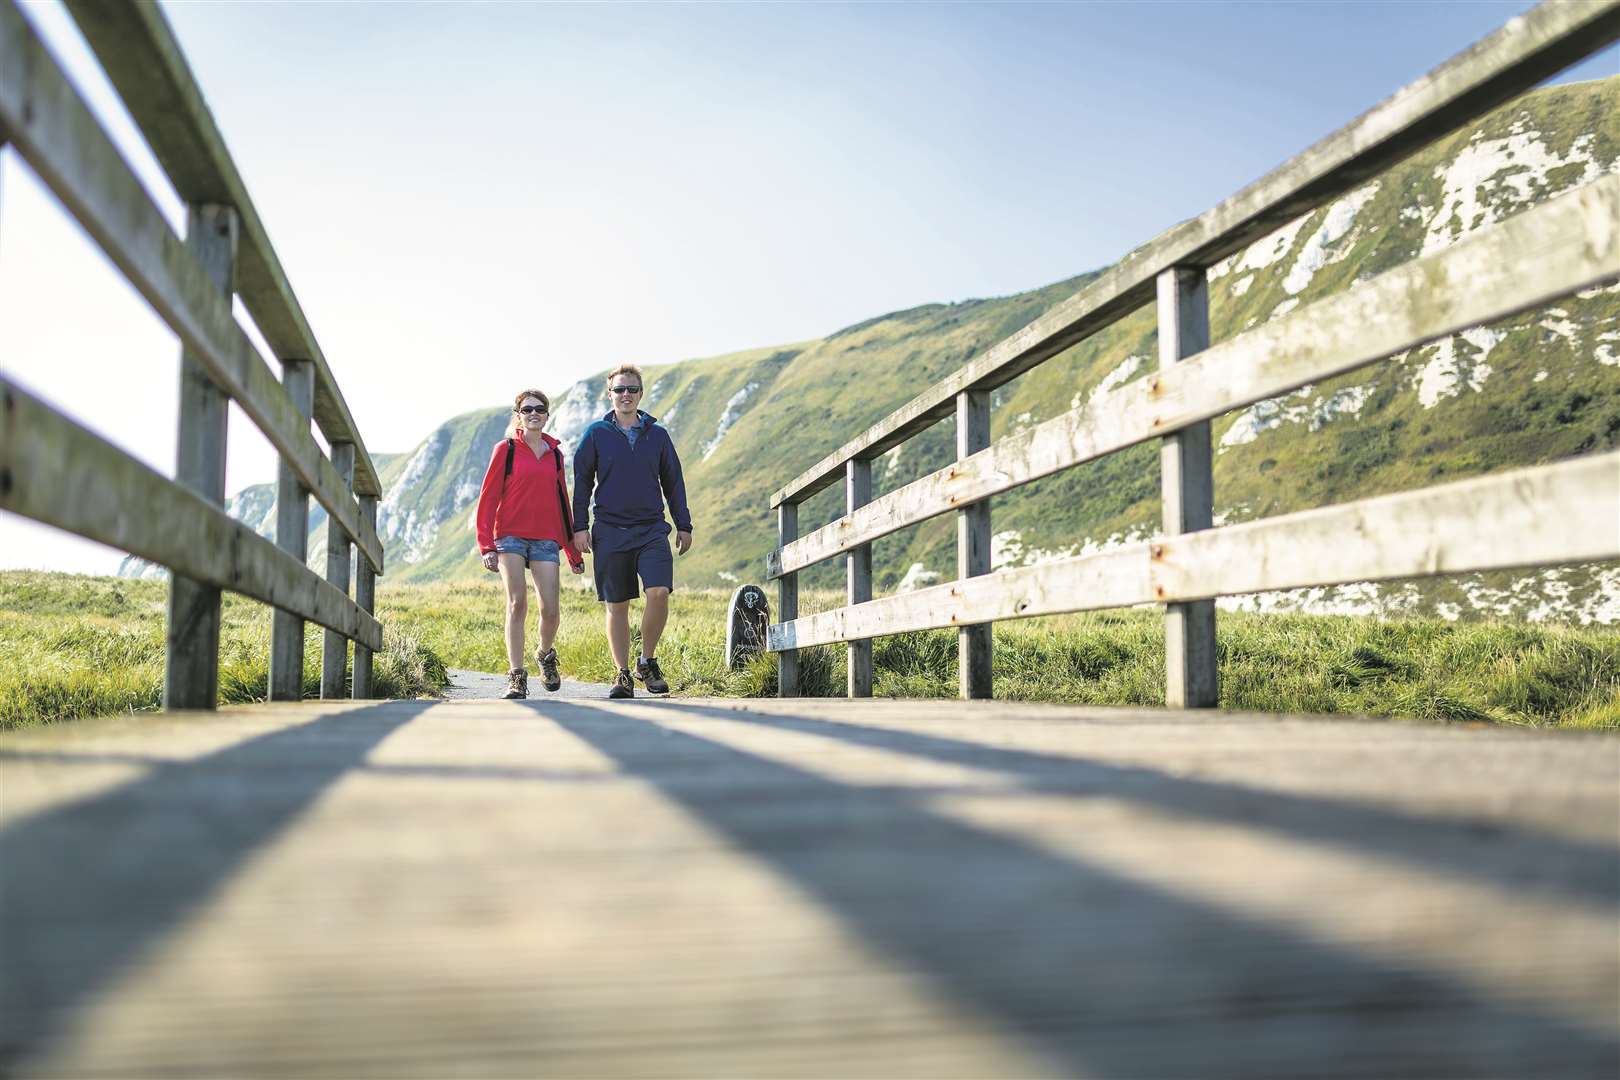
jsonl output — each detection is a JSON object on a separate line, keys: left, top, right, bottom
{"left": 493, "top": 536, "right": 561, "bottom": 565}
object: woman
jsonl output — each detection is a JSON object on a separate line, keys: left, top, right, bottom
{"left": 475, "top": 389, "right": 585, "bottom": 698}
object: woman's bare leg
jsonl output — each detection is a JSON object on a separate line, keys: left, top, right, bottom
{"left": 531, "top": 561, "right": 561, "bottom": 653}
{"left": 498, "top": 554, "right": 529, "bottom": 670}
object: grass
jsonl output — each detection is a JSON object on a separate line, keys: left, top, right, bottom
{"left": 0, "top": 571, "right": 446, "bottom": 730}
{"left": 2, "top": 572, "right": 1616, "bottom": 730}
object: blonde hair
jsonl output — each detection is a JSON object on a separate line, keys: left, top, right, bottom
{"left": 511, "top": 388, "right": 549, "bottom": 412}
{"left": 605, "top": 363, "right": 644, "bottom": 388}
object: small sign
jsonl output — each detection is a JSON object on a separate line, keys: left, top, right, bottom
{"left": 725, "top": 584, "right": 770, "bottom": 670}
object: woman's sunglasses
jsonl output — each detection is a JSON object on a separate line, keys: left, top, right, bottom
{"left": 519, "top": 405, "right": 548, "bottom": 415}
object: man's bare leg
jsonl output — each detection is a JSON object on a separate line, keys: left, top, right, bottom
{"left": 641, "top": 586, "right": 670, "bottom": 660}
{"left": 606, "top": 600, "right": 632, "bottom": 671}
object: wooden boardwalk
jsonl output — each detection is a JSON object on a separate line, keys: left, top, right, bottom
{"left": 2, "top": 697, "right": 1616, "bottom": 1078}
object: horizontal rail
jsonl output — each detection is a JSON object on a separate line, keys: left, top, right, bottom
{"left": 769, "top": 0, "right": 1620, "bottom": 508}
{"left": 768, "top": 452, "right": 1620, "bottom": 650}
{"left": 768, "top": 176, "right": 1620, "bottom": 579}
{"left": 0, "top": 1, "right": 384, "bottom": 573}
{"left": 0, "top": 379, "right": 383, "bottom": 652}
{"left": 61, "top": 0, "right": 381, "bottom": 500}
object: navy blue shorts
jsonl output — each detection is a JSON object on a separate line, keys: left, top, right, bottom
{"left": 592, "top": 522, "right": 674, "bottom": 603}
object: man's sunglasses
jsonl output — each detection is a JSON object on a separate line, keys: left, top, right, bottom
{"left": 611, "top": 386, "right": 641, "bottom": 394}
{"left": 518, "top": 404, "right": 548, "bottom": 414}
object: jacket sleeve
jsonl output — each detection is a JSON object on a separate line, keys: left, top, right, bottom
{"left": 571, "top": 429, "right": 596, "bottom": 533}
{"left": 659, "top": 431, "right": 693, "bottom": 533}
{"left": 556, "top": 458, "right": 584, "bottom": 569}
{"left": 474, "top": 441, "right": 506, "bottom": 553}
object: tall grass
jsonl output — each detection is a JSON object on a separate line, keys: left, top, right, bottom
{"left": 3, "top": 572, "right": 1616, "bottom": 730}
{"left": 0, "top": 572, "right": 445, "bottom": 730}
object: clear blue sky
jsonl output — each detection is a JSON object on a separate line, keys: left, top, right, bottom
{"left": 1, "top": 0, "right": 1614, "bottom": 572}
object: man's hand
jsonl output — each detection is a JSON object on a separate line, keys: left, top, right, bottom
{"left": 573, "top": 530, "right": 591, "bottom": 554}
{"left": 675, "top": 530, "right": 692, "bottom": 556}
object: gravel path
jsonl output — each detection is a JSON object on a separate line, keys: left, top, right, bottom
{"left": 443, "top": 667, "right": 660, "bottom": 702}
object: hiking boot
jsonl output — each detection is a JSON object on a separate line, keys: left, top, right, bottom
{"left": 502, "top": 668, "right": 528, "bottom": 700}
{"left": 537, "top": 647, "right": 561, "bottom": 692}
{"left": 608, "top": 669, "right": 634, "bottom": 699}
{"left": 636, "top": 656, "right": 669, "bottom": 694}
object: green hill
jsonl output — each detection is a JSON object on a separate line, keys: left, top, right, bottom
{"left": 131, "top": 77, "right": 1620, "bottom": 624}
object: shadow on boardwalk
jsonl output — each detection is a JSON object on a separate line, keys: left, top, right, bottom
{"left": 540, "top": 699, "right": 1619, "bottom": 1078}
{"left": 0, "top": 701, "right": 433, "bottom": 1071}
{"left": 1, "top": 696, "right": 1614, "bottom": 1077}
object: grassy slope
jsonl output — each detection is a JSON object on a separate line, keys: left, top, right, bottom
{"left": 192, "top": 79, "right": 1618, "bottom": 618}
{"left": 676, "top": 78, "right": 1620, "bottom": 602}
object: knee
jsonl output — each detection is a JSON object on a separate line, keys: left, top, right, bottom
{"left": 646, "top": 586, "right": 670, "bottom": 602}
{"left": 537, "top": 596, "right": 559, "bottom": 620}
{"left": 507, "top": 595, "right": 528, "bottom": 618}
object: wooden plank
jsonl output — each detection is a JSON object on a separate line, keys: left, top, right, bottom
{"left": 60, "top": 0, "right": 381, "bottom": 499}
{"left": 1154, "top": 451, "right": 1620, "bottom": 602}
{"left": 768, "top": 176, "right": 1620, "bottom": 579}
{"left": 165, "top": 203, "right": 238, "bottom": 712}
{"left": 321, "top": 443, "right": 356, "bottom": 700}
{"left": 3, "top": 698, "right": 1614, "bottom": 1077}
{"left": 769, "top": 454, "right": 1619, "bottom": 651}
{"left": 269, "top": 360, "right": 315, "bottom": 702}
{"left": 778, "top": 503, "right": 799, "bottom": 698}
{"left": 0, "top": 2, "right": 383, "bottom": 571}
{"left": 846, "top": 461, "right": 873, "bottom": 698}
{"left": 769, "top": 0, "right": 1620, "bottom": 508}
{"left": 957, "top": 390, "right": 992, "bottom": 700}
{"left": 771, "top": 547, "right": 1149, "bottom": 651}
{"left": 1157, "top": 267, "right": 1217, "bottom": 709}
{"left": 0, "top": 378, "right": 382, "bottom": 651}
{"left": 352, "top": 494, "right": 379, "bottom": 699}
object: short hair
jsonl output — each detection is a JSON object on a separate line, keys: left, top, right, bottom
{"left": 605, "top": 363, "right": 644, "bottom": 388}
{"left": 512, "top": 388, "right": 549, "bottom": 412}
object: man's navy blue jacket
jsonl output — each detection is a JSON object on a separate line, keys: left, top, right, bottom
{"left": 571, "top": 410, "right": 693, "bottom": 534}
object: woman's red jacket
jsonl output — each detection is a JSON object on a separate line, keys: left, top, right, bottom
{"left": 475, "top": 429, "right": 584, "bottom": 568}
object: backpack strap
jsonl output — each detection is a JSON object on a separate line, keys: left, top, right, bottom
{"left": 504, "top": 438, "right": 516, "bottom": 479}
{"left": 553, "top": 445, "right": 575, "bottom": 535}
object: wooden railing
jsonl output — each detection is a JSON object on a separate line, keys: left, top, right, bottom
{"left": 764, "top": 0, "right": 1620, "bottom": 703}
{"left": 0, "top": 0, "right": 385, "bottom": 707}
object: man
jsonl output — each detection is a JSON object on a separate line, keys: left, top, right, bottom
{"left": 572, "top": 363, "right": 694, "bottom": 699}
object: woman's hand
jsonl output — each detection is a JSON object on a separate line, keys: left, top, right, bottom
{"left": 569, "top": 559, "right": 585, "bottom": 575}
{"left": 481, "top": 551, "right": 498, "bottom": 573}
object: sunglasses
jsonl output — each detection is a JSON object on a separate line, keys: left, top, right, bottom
{"left": 518, "top": 404, "right": 548, "bottom": 415}
{"left": 611, "top": 386, "right": 641, "bottom": 395}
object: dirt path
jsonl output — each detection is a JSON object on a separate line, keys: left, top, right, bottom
{"left": 443, "top": 667, "right": 656, "bottom": 702}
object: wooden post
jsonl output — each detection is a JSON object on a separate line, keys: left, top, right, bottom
{"left": 320, "top": 441, "right": 356, "bottom": 699}
{"left": 846, "top": 459, "right": 873, "bottom": 697}
{"left": 956, "top": 389, "right": 992, "bottom": 699}
{"left": 352, "top": 494, "right": 379, "bottom": 698}
{"left": 164, "top": 203, "right": 238, "bottom": 711}
{"left": 269, "top": 359, "right": 314, "bottom": 700}
{"left": 777, "top": 501, "right": 799, "bottom": 697}
{"left": 1157, "top": 266, "right": 1219, "bottom": 708}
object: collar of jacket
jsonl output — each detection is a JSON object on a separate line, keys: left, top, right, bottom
{"left": 599, "top": 409, "right": 658, "bottom": 428}
{"left": 509, "top": 428, "right": 563, "bottom": 450}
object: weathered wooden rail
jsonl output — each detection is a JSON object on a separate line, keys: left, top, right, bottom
{"left": 765, "top": 0, "right": 1620, "bottom": 702}
{"left": 0, "top": 0, "right": 384, "bottom": 705}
